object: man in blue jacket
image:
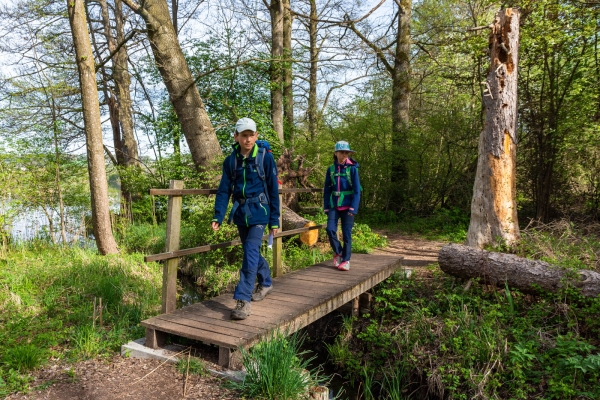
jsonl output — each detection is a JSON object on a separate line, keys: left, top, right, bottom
{"left": 212, "top": 118, "right": 280, "bottom": 320}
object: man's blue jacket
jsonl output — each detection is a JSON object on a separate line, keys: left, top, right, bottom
{"left": 213, "top": 144, "right": 280, "bottom": 228}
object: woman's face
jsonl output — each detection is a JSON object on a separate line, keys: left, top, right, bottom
{"left": 335, "top": 150, "right": 351, "bottom": 164}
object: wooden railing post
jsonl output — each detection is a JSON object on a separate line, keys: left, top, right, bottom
{"left": 162, "top": 180, "right": 184, "bottom": 313}
{"left": 272, "top": 181, "right": 283, "bottom": 277}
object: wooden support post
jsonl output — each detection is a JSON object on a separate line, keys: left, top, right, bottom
{"left": 359, "top": 292, "right": 373, "bottom": 315}
{"left": 352, "top": 297, "right": 359, "bottom": 317}
{"left": 218, "top": 346, "right": 243, "bottom": 370}
{"left": 145, "top": 328, "right": 166, "bottom": 349}
{"left": 273, "top": 181, "right": 283, "bottom": 277}
{"left": 162, "top": 180, "right": 184, "bottom": 314}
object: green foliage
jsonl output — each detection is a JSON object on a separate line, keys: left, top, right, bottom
{"left": 329, "top": 224, "right": 600, "bottom": 400}
{"left": 176, "top": 356, "right": 208, "bottom": 377}
{"left": 236, "top": 330, "right": 328, "bottom": 400}
{"left": 0, "top": 245, "right": 161, "bottom": 394}
{"left": 2, "top": 344, "right": 46, "bottom": 372}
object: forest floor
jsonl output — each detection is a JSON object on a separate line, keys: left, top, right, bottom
{"left": 6, "top": 232, "right": 445, "bottom": 400}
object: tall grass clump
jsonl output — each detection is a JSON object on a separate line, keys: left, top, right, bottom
{"left": 236, "top": 330, "right": 328, "bottom": 400}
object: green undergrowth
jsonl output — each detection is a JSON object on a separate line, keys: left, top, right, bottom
{"left": 0, "top": 206, "right": 386, "bottom": 396}
{"left": 360, "top": 208, "right": 469, "bottom": 243}
{"left": 0, "top": 244, "right": 162, "bottom": 396}
{"left": 329, "top": 269, "right": 600, "bottom": 399}
{"left": 329, "top": 222, "right": 600, "bottom": 399}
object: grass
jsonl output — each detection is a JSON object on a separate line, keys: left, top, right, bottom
{"left": 0, "top": 243, "right": 162, "bottom": 395}
{"left": 235, "top": 330, "right": 329, "bottom": 400}
{"left": 359, "top": 207, "right": 469, "bottom": 242}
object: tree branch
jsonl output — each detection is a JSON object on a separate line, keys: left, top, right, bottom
{"left": 95, "top": 29, "right": 143, "bottom": 72}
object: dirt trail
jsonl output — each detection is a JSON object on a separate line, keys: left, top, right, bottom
{"left": 373, "top": 230, "right": 445, "bottom": 268}
{"left": 7, "top": 234, "right": 444, "bottom": 400}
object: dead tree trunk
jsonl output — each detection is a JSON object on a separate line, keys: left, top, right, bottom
{"left": 277, "top": 149, "right": 316, "bottom": 211}
{"left": 67, "top": 0, "right": 118, "bottom": 255}
{"left": 439, "top": 243, "right": 600, "bottom": 298}
{"left": 466, "top": 8, "right": 520, "bottom": 248}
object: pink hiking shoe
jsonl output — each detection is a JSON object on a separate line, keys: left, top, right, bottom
{"left": 333, "top": 254, "right": 342, "bottom": 268}
{"left": 337, "top": 261, "right": 350, "bottom": 271}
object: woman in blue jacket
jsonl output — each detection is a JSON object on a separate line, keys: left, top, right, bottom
{"left": 324, "top": 141, "right": 361, "bottom": 271}
{"left": 212, "top": 118, "right": 280, "bottom": 320}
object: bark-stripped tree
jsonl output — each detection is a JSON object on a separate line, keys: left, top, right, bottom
{"left": 466, "top": 8, "right": 520, "bottom": 248}
{"left": 121, "top": 0, "right": 222, "bottom": 169}
{"left": 67, "top": 0, "right": 119, "bottom": 255}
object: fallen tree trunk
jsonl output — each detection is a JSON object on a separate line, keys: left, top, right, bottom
{"left": 281, "top": 205, "right": 318, "bottom": 246}
{"left": 438, "top": 243, "right": 600, "bottom": 297}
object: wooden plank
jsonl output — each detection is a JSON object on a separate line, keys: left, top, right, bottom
{"left": 156, "top": 312, "right": 261, "bottom": 338}
{"left": 142, "top": 255, "right": 403, "bottom": 352}
{"left": 141, "top": 317, "right": 251, "bottom": 348}
{"left": 145, "top": 328, "right": 166, "bottom": 349}
{"left": 162, "top": 180, "right": 183, "bottom": 314}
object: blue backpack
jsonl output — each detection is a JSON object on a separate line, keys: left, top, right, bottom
{"left": 229, "top": 140, "right": 272, "bottom": 202}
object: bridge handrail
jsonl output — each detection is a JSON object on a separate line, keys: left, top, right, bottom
{"left": 149, "top": 180, "right": 324, "bottom": 313}
{"left": 144, "top": 224, "right": 325, "bottom": 262}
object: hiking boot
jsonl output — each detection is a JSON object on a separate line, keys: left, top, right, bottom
{"left": 337, "top": 261, "right": 350, "bottom": 271}
{"left": 231, "top": 300, "right": 251, "bottom": 320}
{"left": 333, "top": 254, "right": 342, "bottom": 268}
{"left": 252, "top": 284, "right": 273, "bottom": 301}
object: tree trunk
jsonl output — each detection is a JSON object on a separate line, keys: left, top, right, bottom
{"left": 270, "top": 0, "right": 285, "bottom": 144}
{"left": 277, "top": 149, "right": 316, "bottom": 211}
{"left": 281, "top": 205, "right": 318, "bottom": 246}
{"left": 67, "top": 0, "right": 119, "bottom": 255}
{"left": 307, "top": 0, "right": 318, "bottom": 141}
{"left": 282, "top": 0, "right": 294, "bottom": 145}
{"left": 113, "top": 0, "right": 139, "bottom": 169}
{"left": 439, "top": 243, "right": 600, "bottom": 298}
{"left": 389, "top": 0, "right": 411, "bottom": 211}
{"left": 466, "top": 8, "right": 520, "bottom": 248}
{"left": 98, "top": 0, "right": 140, "bottom": 221}
{"left": 121, "top": 0, "right": 222, "bottom": 170}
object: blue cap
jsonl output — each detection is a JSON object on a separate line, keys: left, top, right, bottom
{"left": 334, "top": 141, "right": 355, "bottom": 153}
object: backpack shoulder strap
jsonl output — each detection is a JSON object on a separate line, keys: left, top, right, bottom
{"left": 255, "top": 147, "right": 266, "bottom": 181}
{"left": 328, "top": 164, "right": 335, "bottom": 186}
{"left": 229, "top": 151, "right": 238, "bottom": 184}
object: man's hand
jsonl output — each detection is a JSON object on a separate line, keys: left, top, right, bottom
{"left": 270, "top": 228, "right": 278, "bottom": 236}
{"left": 211, "top": 221, "right": 220, "bottom": 231}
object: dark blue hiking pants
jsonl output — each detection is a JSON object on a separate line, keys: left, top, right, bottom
{"left": 326, "top": 209, "right": 354, "bottom": 262}
{"left": 233, "top": 224, "right": 272, "bottom": 302}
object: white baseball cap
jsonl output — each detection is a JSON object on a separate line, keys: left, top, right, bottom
{"left": 235, "top": 117, "right": 257, "bottom": 134}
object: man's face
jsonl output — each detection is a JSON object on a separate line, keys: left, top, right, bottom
{"left": 236, "top": 130, "right": 258, "bottom": 153}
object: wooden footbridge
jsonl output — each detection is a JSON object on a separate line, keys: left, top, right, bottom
{"left": 141, "top": 180, "right": 403, "bottom": 368}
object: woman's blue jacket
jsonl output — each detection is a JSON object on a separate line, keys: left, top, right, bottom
{"left": 323, "top": 158, "right": 361, "bottom": 214}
